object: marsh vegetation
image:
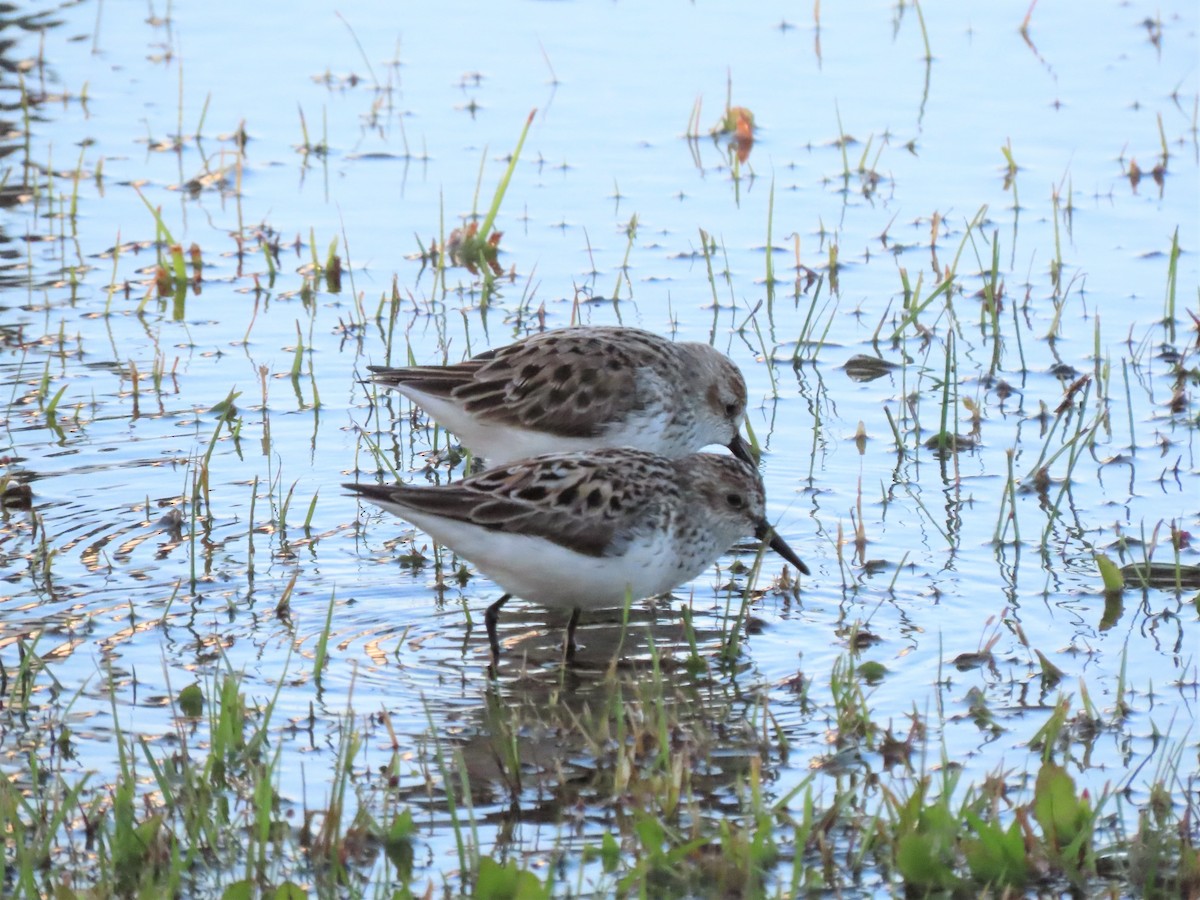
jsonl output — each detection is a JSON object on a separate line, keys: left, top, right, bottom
{"left": 0, "top": 1, "right": 1197, "bottom": 896}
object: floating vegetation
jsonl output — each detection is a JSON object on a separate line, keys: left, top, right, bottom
{"left": 420, "top": 109, "right": 535, "bottom": 295}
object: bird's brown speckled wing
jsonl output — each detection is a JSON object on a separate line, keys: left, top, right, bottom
{"left": 371, "top": 328, "right": 674, "bottom": 438}
{"left": 347, "top": 448, "right": 676, "bottom": 557}
{"left": 366, "top": 360, "right": 486, "bottom": 400}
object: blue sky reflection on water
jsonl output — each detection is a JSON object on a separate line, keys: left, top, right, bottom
{"left": 1, "top": 0, "right": 1197, "bottom": 891}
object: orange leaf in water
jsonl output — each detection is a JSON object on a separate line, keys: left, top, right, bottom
{"left": 731, "top": 106, "right": 755, "bottom": 140}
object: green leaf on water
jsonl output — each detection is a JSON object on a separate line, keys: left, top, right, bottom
{"left": 473, "top": 857, "right": 547, "bottom": 900}
{"left": 178, "top": 682, "right": 204, "bottom": 717}
{"left": 964, "top": 812, "right": 1029, "bottom": 888}
{"left": 1033, "top": 761, "right": 1088, "bottom": 852}
{"left": 896, "top": 831, "right": 959, "bottom": 891}
{"left": 599, "top": 831, "right": 620, "bottom": 872}
{"left": 1094, "top": 554, "right": 1128, "bottom": 628}
{"left": 387, "top": 807, "right": 415, "bottom": 842}
{"left": 384, "top": 807, "right": 416, "bottom": 877}
{"left": 221, "top": 881, "right": 253, "bottom": 900}
{"left": 896, "top": 804, "right": 959, "bottom": 891}
{"left": 634, "top": 814, "right": 666, "bottom": 860}
{"left": 858, "top": 660, "right": 888, "bottom": 684}
{"left": 1094, "top": 553, "right": 1124, "bottom": 592}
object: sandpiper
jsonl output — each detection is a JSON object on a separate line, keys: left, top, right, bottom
{"left": 366, "top": 326, "right": 755, "bottom": 465}
{"left": 346, "top": 447, "right": 808, "bottom": 663}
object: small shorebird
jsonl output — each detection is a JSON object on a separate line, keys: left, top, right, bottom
{"left": 366, "top": 326, "right": 756, "bottom": 465}
{"left": 346, "top": 447, "right": 808, "bottom": 664}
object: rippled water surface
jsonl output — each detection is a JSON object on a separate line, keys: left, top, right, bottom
{"left": 1, "top": 0, "right": 1197, "bottom": 895}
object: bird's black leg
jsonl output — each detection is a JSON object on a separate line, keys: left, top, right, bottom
{"left": 565, "top": 607, "right": 581, "bottom": 660}
{"left": 485, "top": 594, "right": 511, "bottom": 665}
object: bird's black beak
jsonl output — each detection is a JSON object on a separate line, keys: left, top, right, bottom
{"left": 755, "top": 521, "right": 810, "bottom": 576}
{"left": 729, "top": 433, "right": 758, "bottom": 465}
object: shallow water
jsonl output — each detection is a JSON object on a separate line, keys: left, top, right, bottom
{"left": 1, "top": 0, "right": 1197, "bottom": 894}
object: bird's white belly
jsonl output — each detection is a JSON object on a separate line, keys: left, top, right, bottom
{"left": 390, "top": 384, "right": 676, "bottom": 464}
{"left": 390, "top": 386, "right": 594, "bottom": 462}
{"left": 400, "top": 510, "right": 693, "bottom": 610}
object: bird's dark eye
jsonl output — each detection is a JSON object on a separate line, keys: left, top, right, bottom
{"left": 725, "top": 492, "right": 744, "bottom": 509}
{"left": 724, "top": 403, "right": 739, "bottom": 418}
